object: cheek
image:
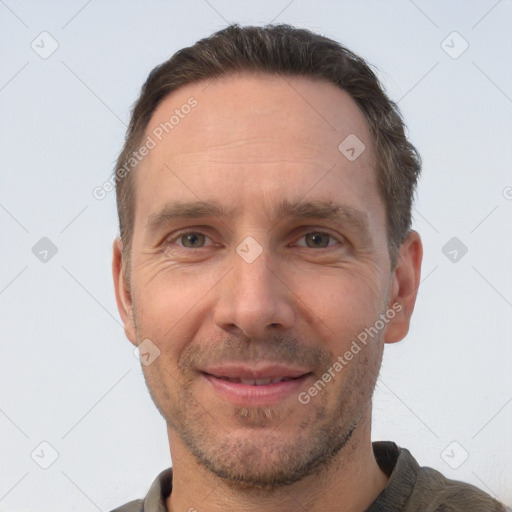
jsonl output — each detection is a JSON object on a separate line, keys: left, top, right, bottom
{"left": 291, "top": 265, "right": 386, "bottom": 345}
{"left": 131, "top": 261, "right": 224, "bottom": 351}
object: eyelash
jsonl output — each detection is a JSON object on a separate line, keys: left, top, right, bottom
{"left": 164, "top": 230, "right": 344, "bottom": 249}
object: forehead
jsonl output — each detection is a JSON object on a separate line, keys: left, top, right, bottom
{"left": 144, "top": 72, "right": 373, "bottom": 164}
{"left": 133, "top": 72, "right": 382, "bottom": 228}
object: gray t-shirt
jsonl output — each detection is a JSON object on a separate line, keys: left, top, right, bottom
{"left": 111, "top": 441, "right": 507, "bottom": 511}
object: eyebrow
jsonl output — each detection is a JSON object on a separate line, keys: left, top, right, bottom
{"left": 269, "top": 199, "right": 370, "bottom": 234}
{"left": 146, "top": 199, "right": 371, "bottom": 239}
{"left": 146, "top": 200, "right": 233, "bottom": 233}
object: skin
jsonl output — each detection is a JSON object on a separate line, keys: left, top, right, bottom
{"left": 113, "top": 73, "right": 422, "bottom": 511}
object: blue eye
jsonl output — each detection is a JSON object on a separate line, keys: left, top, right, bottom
{"left": 297, "top": 232, "right": 339, "bottom": 248}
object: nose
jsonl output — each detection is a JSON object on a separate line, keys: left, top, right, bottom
{"left": 213, "top": 246, "right": 295, "bottom": 339}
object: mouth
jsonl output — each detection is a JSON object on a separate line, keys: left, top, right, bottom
{"left": 200, "top": 364, "right": 312, "bottom": 406}
{"left": 213, "top": 376, "right": 300, "bottom": 385}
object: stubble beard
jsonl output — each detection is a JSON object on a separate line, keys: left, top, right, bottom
{"left": 138, "top": 328, "right": 384, "bottom": 491}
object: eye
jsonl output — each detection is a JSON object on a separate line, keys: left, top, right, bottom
{"left": 170, "top": 232, "right": 212, "bottom": 249}
{"left": 296, "top": 232, "right": 340, "bottom": 248}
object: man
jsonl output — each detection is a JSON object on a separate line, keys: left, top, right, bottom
{"left": 111, "top": 24, "right": 506, "bottom": 511}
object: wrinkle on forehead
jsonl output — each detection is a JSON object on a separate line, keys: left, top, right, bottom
{"left": 142, "top": 73, "right": 375, "bottom": 168}
{"left": 132, "top": 73, "right": 385, "bottom": 250}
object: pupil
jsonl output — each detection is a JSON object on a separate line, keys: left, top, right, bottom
{"left": 183, "top": 233, "right": 203, "bottom": 247}
{"left": 307, "top": 233, "right": 328, "bottom": 248}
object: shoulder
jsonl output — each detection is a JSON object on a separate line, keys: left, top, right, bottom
{"left": 410, "top": 455, "right": 505, "bottom": 511}
{"left": 108, "top": 467, "right": 173, "bottom": 512}
{"left": 370, "top": 444, "right": 506, "bottom": 512}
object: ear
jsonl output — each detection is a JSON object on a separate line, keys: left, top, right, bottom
{"left": 112, "top": 237, "right": 137, "bottom": 345}
{"left": 384, "top": 230, "right": 423, "bottom": 344}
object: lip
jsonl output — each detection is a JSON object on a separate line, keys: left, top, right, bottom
{"left": 201, "top": 364, "right": 312, "bottom": 406}
{"left": 201, "top": 363, "right": 310, "bottom": 380}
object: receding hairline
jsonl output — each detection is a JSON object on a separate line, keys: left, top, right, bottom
{"left": 116, "top": 24, "right": 421, "bottom": 274}
{"left": 128, "top": 69, "right": 377, "bottom": 207}
{"left": 120, "top": 69, "right": 389, "bottom": 262}
{"left": 140, "top": 69, "right": 368, "bottom": 142}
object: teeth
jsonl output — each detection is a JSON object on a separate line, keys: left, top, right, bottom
{"left": 240, "top": 378, "right": 275, "bottom": 385}
{"left": 224, "top": 377, "right": 294, "bottom": 385}
{"left": 255, "top": 378, "right": 273, "bottom": 385}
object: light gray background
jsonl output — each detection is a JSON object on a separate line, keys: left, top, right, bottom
{"left": 1, "top": 0, "right": 511, "bottom": 510}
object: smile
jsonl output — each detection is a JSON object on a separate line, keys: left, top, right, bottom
{"left": 201, "top": 365, "right": 312, "bottom": 406}
{"left": 216, "top": 376, "right": 297, "bottom": 385}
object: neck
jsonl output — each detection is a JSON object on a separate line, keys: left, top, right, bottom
{"left": 166, "top": 411, "right": 389, "bottom": 512}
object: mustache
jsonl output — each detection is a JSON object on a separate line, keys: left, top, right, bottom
{"left": 178, "top": 334, "right": 334, "bottom": 373}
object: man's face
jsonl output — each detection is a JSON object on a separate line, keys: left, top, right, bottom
{"left": 115, "top": 73, "right": 411, "bottom": 487}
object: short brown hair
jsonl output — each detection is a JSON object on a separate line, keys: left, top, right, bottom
{"left": 115, "top": 24, "right": 421, "bottom": 269}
